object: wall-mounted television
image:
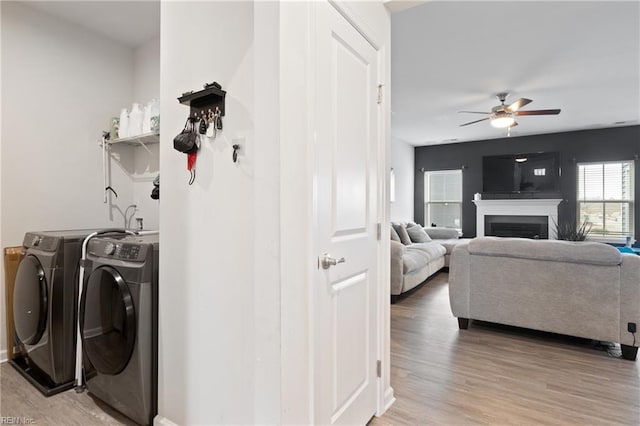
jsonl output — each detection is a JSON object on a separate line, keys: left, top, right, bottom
{"left": 482, "top": 152, "right": 561, "bottom": 193}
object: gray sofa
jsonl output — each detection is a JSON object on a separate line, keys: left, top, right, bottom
{"left": 449, "top": 237, "right": 640, "bottom": 360}
{"left": 390, "top": 223, "right": 464, "bottom": 298}
{"left": 422, "top": 227, "right": 464, "bottom": 267}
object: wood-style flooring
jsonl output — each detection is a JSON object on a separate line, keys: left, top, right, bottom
{"left": 2, "top": 271, "right": 639, "bottom": 425}
{"left": 0, "top": 363, "right": 132, "bottom": 425}
{"left": 372, "top": 271, "right": 640, "bottom": 425}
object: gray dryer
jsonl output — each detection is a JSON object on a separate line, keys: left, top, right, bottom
{"left": 11, "top": 229, "right": 97, "bottom": 395}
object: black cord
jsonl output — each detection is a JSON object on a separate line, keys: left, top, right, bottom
{"left": 189, "top": 169, "right": 196, "bottom": 185}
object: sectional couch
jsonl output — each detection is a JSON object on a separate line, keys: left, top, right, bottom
{"left": 390, "top": 222, "right": 465, "bottom": 299}
{"left": 449, "top": 237, "right": 640, "bottom": 360}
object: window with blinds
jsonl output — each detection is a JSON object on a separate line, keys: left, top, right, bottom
{"left": 424, "top": 169, "right": 462, "bottom": 230}
{"left": 577, "top": 161, "right": 634, "bottom": 239}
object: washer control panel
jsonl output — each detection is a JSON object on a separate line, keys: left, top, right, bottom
{"left": 23, "top": 233, "right": 59, "bottom": 252}
{"left": 89, "top": 239, "right": 147, "bottom": 262}
{"left": 104, "top": 242, "right": 116, "bottom": 255}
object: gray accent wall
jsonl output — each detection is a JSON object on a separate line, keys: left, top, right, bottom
{"left": 414, "top": 126, "right": 640, "bottom": 240}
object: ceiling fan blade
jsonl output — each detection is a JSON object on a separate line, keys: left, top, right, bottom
{"left": 515, "top": 109, "right": 561, "bottom": 116}
{"left": 458, "top": 110, "right": 491, "bottom": 114}
{"left": 506, "top": 98, "right": 532, "bottom": 112}
{"left": 459, "top": 117, "right": 490, "bottom": 127}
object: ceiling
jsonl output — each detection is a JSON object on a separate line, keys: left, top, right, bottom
{"left": 391, "top": 1, "right": 640, "bottom": 146}
{"left": 26, "top": 1, "right": 160, "bottom": 48}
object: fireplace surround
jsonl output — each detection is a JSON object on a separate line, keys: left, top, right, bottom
{"left": 473, "top": 199, "right": 562, "bottom": 239}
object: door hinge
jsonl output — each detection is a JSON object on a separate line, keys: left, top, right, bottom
{"left": 376, "top": 360, "right": 381, "bottom": 378}
{"left": 377, "top": 223, "right": 382, "bottom": 241}
{"left": 377, "top": 84, "right": 383, "bottom": 105}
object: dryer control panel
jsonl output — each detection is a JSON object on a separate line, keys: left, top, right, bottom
{"left": 89, "top": 239, "right": 148, "bottom": 262}
{"left": 23, "top": 233, "right": 60, "bottom": 252}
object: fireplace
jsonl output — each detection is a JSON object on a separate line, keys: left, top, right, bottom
{"left": 485, "top": 215, "right": 549, "bottom": 239}
{"left": 473, "top": 199, "right": 561, "bottom": 239}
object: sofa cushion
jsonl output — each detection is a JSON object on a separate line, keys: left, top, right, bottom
{"left": 390, "top": 226, "right": 401, "bottom": 242}
{"left": 468, "top": 237, "right": 622, "bottom": 266}
{"left": 407, "top": 226, "right": 432, "bottom": 243}
{"left": 408, "top": 241, "right": 446, "bottom": 260}
{"left": 424, "top": 227, "right": 460, "bottom": 240}
{"left": 403, "top": 250, "right": 426, "bottom": 274}
{"left": 392, "top": 223, "right": 412, "bottom": 245}
{"left": 402, "top": 243, "right": 444, "bottom": 274}
{"left": 438, "top": 238, "right": 470, "bottom": 255}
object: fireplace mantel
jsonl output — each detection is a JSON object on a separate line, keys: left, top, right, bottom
{"left": 473, "top": 199, "right": 562, "bottom": 239}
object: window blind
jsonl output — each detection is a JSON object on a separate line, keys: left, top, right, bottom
{"left": 425, "top": 170, "right": 462, "bottom": 229}
{"left": 577, "top": 161, "right": 634, "bottom": 238}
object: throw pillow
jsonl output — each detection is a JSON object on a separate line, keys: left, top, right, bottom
{"left": 407, "top": 226, "right": 433, "bottom": 243}
{"left": 390, "top": 226, "right": 401, "bottom": 242}
{"left": 392, "top": 223, "right": 412, "bottom": 246}
{"left": 407, "top": 221, "right": 420, "bottom": 229}
{"left": 424, "top": 227, "right": 460, "bottom": 240}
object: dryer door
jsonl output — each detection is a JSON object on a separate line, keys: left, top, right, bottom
{"left": 13, "top": 255, "right": 48, "bottom": 345}
{"left": 81, "top": 265, "right": 136, "bottom": 375}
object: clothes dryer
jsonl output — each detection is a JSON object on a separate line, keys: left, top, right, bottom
{"left": 11, "top": 229, "right": 97, "bottom": 395}
{"left": 80, "top": 233, "right": 159, "bottom": 425}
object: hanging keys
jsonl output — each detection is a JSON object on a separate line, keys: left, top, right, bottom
{"left": 206, "top": 110, "right": 215, "bottom": 138}
{"left": 198, "top": 113, "right": 208, "bottom": 134}
{"left": 215, "top": 107, "right": 223, "bottom": 130}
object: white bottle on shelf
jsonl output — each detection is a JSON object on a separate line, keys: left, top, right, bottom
{"left": 119, "top": 108, "right": 129, "bottom": 138}
{"left": 129, "top": 103, "right": 143, "bottom": 137}
{"left": 142, "top": 103, "right": 152, "bottom": 134}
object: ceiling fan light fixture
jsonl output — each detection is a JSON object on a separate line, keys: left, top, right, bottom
{"left": 459, "top": 94, "right": 560, "bottom": 129}
{"left": 490, "top": 115, "right": 515, "bottom": 128}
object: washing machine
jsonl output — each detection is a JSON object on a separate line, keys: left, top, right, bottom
{"left": 80, "top": 233, "right": 159, "bottom": 426}
{"left": 11, "top": 229, "right": 98, "bottom": 395}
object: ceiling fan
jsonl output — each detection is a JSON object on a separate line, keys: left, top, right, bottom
{"left": 459, "top": 93, "right": 561, "bottom": 129}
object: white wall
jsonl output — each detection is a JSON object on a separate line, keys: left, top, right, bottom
{"left": 134, "top": 37, "right": 160, "bottom": 104}
{"left": 132, "top": 37, "right": 160, "bottom": 231}
{"left": 390, "top": 137, "right": 414, "bottom": 221}
{"left": 159, "top": 1, "right": 281, "bottom": 424}
{"left": 253, "top": 2, "right": 282, "bottom": 422}
{"left": 278, "top": 2, "right": 313, "bottom": 422}
{"left": 0, "top": 2, "right": 139, "bottom": 357}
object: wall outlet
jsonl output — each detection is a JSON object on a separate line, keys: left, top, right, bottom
{"left": 628, "top": 322, "right": 637, "bottom": 333}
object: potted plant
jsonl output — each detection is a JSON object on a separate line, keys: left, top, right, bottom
{"left": 553, "top": 217, "right": 592, "bottom": 241}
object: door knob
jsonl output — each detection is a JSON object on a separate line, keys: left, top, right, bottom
{"left": 320, "top": 253, "right": 346, "bottom": 270}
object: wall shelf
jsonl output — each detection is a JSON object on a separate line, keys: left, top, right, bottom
{"left": 109, "top": 132, "right": 160, "bottom": 147}
{"left": 178, "top": 84, "right": 226, "bottom": 118}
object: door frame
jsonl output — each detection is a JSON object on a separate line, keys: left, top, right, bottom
{"left": 279, "top": 1, "right": 393, "bottom": 423}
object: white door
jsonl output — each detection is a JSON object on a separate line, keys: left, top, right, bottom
{"left": 314, "top": 2, "right": 381, "bottom": 424}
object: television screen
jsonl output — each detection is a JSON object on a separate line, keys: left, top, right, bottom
{"left": 483, "top": 152, "right": 560, "bottom": 193}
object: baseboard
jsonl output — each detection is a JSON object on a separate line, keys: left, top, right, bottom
{"left": 153, "top": 415, "right": 179, "bottom": 426}
{"left": 377, "top": 386, "right": 395, "bottom": 416}
{"left": 0, "top": 349, "right": 7, "bottom": 363}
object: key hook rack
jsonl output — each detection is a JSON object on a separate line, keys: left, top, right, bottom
{"left": 177, "top": 81, "right": 239, "bottom": 166}
{"left": 178, "top": 81, "right": 226, "bottom": 120}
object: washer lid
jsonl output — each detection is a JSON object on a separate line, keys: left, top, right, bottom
{"left": 13, "top": 255, "right": 48, "bottom": 346}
